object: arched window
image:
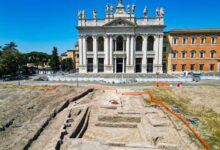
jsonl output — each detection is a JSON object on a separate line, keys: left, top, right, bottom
{"left": 190, "top": 50, "right": 196, "bottom": 58}
{"left": 116, "top": 36, "right": 123, "bottom": 51}
{"left": 200, "top": 50, "right": 205, "bottom": 58}
{"left": 98, "top": 37, "right": 104, "bottom": 52}
{"left": 147, "top": 36, "right": 154, "bottom": 51}
{"left": 87, "top": 36, "right": 93, "bottom": 52}
{"left": 136, "top": 36, "right": 143, "bottom": 51}
{"left": 210, "top": 50, "right": 216, "bottom": 58}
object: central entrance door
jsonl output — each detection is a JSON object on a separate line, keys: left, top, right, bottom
{"left": 116, "top": 58, "right": 123, "bottom": 73}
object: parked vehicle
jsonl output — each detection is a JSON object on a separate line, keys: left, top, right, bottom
{"left": 192, "top": 73, "right": 201, "bottom": 82}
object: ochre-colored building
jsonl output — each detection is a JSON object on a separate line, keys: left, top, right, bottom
{"left": 167, "top": 29, "right": 220, "bottom": 73}
{"left": 60, "top": 42, "right": 79, "bottom": 70}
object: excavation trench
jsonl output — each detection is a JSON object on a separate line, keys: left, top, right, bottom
{"left": 23, "top": 89, "right": 93, "bottom": 150}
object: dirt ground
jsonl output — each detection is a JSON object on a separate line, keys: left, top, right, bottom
{"left": 1, "top": 83, "right": 219, "bottom": 150}
{"left": 0, "top": 85, "right": 88, "bottom": 150}
{"left": 174, "top": 86, "right": 220, "bottom": 114}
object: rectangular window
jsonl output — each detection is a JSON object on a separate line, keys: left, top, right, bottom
{"left": 181, "top": 64, "right": 186, "bottom": 71}
{"left": 87, "top": 58, "right": 93, "bottom": 72}
{"left": 212, "top": 37, "right": 217, "bottom": 45}
{"left": 200, "top": 51, "right": 205, "bottom": 58}
{"left": 173, "top": 37, "right": 178, "bottom": 45}
{"left": 201, "top": 36, "right": 205, "bottom": 44}
{"left": 190, "top": 64, "right": 195, "bottom": 71}
{"left": 192, "top": 36, "right": 195, "bottom": 44}
{"left": 172, "top": 64, "right": 177, "bottom": 72}
{"left": 163, "top": 46, "right": 167, "bottom": 53}
{"left": 183, "top": 37, "right": 187, "bottom": 45}
{"left": 135, "top": 58, "right": 142, "bottom": 73}
{"left": 211, "top": 51, "right": 216, "bottom": 58}
{"left": 210, "top": 64, "right": 215, "bottom": 71}
{"left": 182, "top": 51, "right": 186, "bottom": 58}
{"left": 199, "top": 64, "right": 204, "bottom": 71}
{"left": 147, "top": 58, "right": 154, "bottom": 73}
{"left": 173, "top": 52, "right": 177, "bottom": 58}
{"left": 98, "top": 58, "right": 104, "bottom": 72}
{"left": 191, "top": 51, "right": 195, "bottom": 58}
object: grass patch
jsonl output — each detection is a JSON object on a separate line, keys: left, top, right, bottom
{"left": 0, "top": 84, "right": 59, "bottom": 91}
{"left": 145, "top": 87, "right": 220, "bottom": 149}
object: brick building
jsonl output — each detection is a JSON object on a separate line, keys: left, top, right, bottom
{"left": 166, "top": 29, "right": 220, "bottom": 73}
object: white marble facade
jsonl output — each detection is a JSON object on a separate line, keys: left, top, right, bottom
{"left": 77, "top": 0, "right": 165, "bottom": 74}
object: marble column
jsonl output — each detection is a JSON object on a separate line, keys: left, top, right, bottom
{"left": 79, "top": 36, "right": 83, "bottom": 66}
{"left": 114, "top": 40, "right": 116, "bottom": 51}
{"left": 104, "top": 35, "right": 112, "bottom": 73}
{"left": 93, "top": 36, "right": 98, "bottom": 73}
{"left": 123, "top": 39, "right": 126, "bottom": 52}
{"left": 104, "top": 36, "right": 109, "bottom": 65}
{"left": 130, "top": 35, "right": 134, "bottom": 65}
{"left": 158, "top": 34, "right": 164, "bottom": 73}
{"left": 153, "top": 34, "right": 162, "bottom": 73}
{"left": 79, "top": 36, "right": 87, "bottom": 73}
{"left": 114, "top": 57, "right": 116, "bottom": 73}
{"left": 123, "top": 57, "right": 125, "bottom": 73}
{"left": 126, "top": 35, "right": 135, "bottom": 73}
{"left": 82, "top": 36, "right": 87, "bottom": 66}
{"left": 109, "top": 36, "right": 113, "bottom": 66}
{"left": 126, "top": 35, "right": 130, "bottom": 65}
{"left": 142, "top": 35, "right": 147, "bottom": 73}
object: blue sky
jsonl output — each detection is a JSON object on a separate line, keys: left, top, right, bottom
{"left": 0, "top": 0, "right": 220, "bottom": 54}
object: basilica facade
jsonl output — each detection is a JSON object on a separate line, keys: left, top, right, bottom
{"left": 77, "top": 0, "right": 165, "bottom": 73}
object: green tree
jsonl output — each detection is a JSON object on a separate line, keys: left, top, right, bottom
{"left": 0, "top": 46, "right": 2, "bottom": 56}
{"left": 49, "top": 47, "right": 60, "bottom": 71}
{"left": 61, "top": 58, "right": 74, "bottom": 72}
{"left": 0, "top": 42, "right": 23, "bottom": 76}
{"left": 4, "top": 42, "right": 18, "bottom": 51}
{"left": 24, "top": 51, "right": 51, "bottom": 68}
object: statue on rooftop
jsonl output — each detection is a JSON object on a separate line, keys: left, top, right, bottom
{"left": 144, "top": 7, "right": 148, "bottom": 17}
{"left": 78, "top": 10, "right": 82, "bottom": 19}
{"left": 110, "top": 5, "right": 114, "bottom": 14}
{"left": 118, "top": 0, "right": 122, "bottom": 5}
{"left": 92, "top": 10, "right": 96, "bottom": 19}
{"left": 132, "top": 4, "right": 136, "bottom": 14}
{"left": 156, "top": 8, "right": 160, "bottom": 17}
{"left": 160, "top": 8, "right": 165, "bottom": 17}
{"left": 82, "top": 10, "right": 85, "bottom": 19}
{"left": 106, "top": 4, "right": 110, "bottom": 14}
{"left": 126, "top": 4, "right": 130, "bottom": 13}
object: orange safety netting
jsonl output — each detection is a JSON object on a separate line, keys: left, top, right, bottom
{"left": 44, "top": 86, "right": 60, "bottom": 91}
{"left": 147, "top": 92, "right": 210, "bottom": 150}
{"left": 152, "top": 81, "right": 171, "bottom": 87}
{"left": 121, "top": 91, "right": 148, "bottom": 96}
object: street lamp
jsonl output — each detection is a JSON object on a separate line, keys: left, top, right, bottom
{"left": 156, "top": 72, "right": 159, "bottom": 87}
{"left": 76, "top": 71, "right": 79, "bottom": 87}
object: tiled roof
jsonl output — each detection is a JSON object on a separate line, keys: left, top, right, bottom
{"left": 169, "top": 28, "right": 220, "bottom": 34}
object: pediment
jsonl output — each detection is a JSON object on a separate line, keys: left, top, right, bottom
{"left": 103, "top": 18, "right": 136, "bottom": 27}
